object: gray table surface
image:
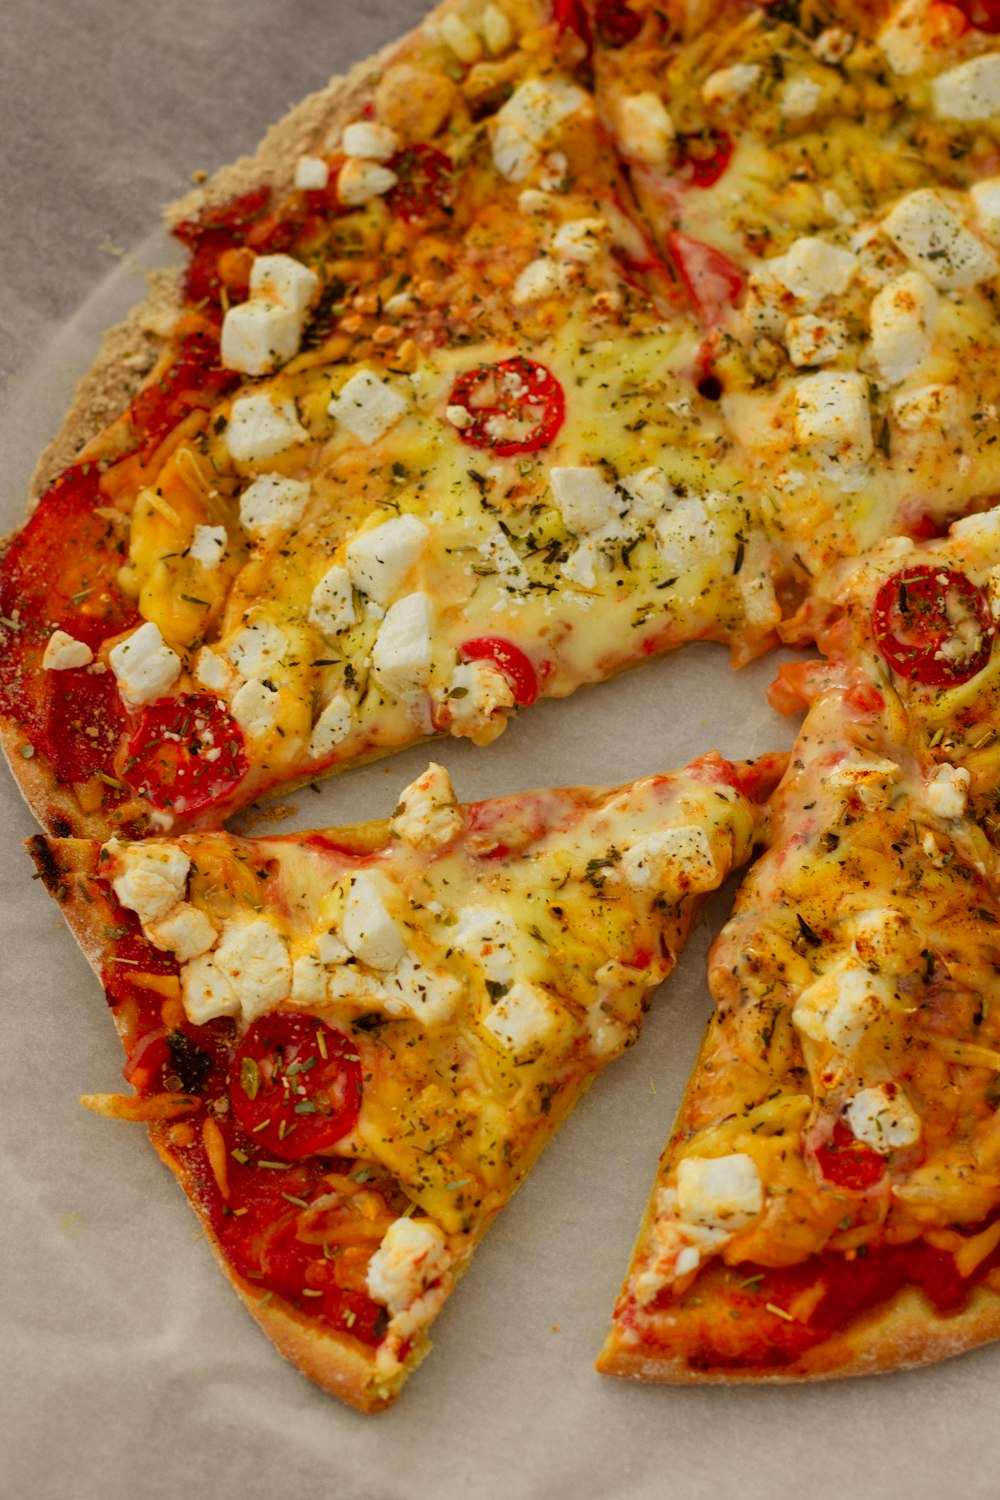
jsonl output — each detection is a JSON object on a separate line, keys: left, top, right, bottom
{"left": 1, "top": 4, "right": 996, "bottom": 1499}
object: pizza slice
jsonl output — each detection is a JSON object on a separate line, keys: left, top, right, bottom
{"left": 30, "top": 749, "right": 780, "bottom": 1410}
{"left": 1, "top": 0, "right": 784, "bottom": 843}
{"left": 586, "top": 0, "right": 1000, "bottom": 595}
{"left": 599, "top": 510, "right": 1000, "bottom": 1381}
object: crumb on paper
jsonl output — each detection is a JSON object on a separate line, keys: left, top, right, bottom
{"left": 99, "top": 233, "right": 124, "bottom": 259}
{"left": 192, "top": 169, "right": 207, "bottom": 183}
{"left": 230, "top": 801, "right": 299, "bottom": 833}
{"left": 648, "top": 1076, "right": 657, "bottom": 1093}
{"left": 58, "top": 1212, "right": 85, "bottom": 1239}
{"left": 551, "top": 1324, "right": 560, "bottom": 1333}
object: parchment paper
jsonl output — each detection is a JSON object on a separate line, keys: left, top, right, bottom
{"left": 2, "top": 4, "right": 997, "bottom": 1498}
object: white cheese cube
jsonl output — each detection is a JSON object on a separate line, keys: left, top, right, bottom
{"left": 477, "top": 527, "right": 527, "bottom": 590}
{"left": 480, "top": 980, "right": 563, "bottom": 1059}
{"left": 231, "top": 677, "right": 279, "bottom": 739}
{"left": 925, "top": 762, "right": 970, "bottom": 820}
{"left": 249, "top": 253, "right": 319, "bottom": 315}
{"left": 869, "top": 271, "right": 938, "bottom": 384}
{"left": 309, "top": 694, "right": 354, "bottom": 758}
{"left": 492, "top": 77, "right": 589, "bottom": 182}
{"left": 345, "top": 514, "right": 428, "bottom": 606}
{"left": 616, "top": 92, "right": 674, "bottom": 166}
{"left": 621, "top": 466, "right": 669, "bottom": 522}
{"left": 883, "top": 189, "right": 999, "bottom": 290}
{"left": 372, "top": 592, "right": 433, "bottom": 695}
{"left": 702, "top": 63, "right": 760, "bottom": 108}
{"left": 512, "top": 257, "right": 561, "bottom": 304}
{"left": 329, "top": 369, "right": 409, "bottom": 445}
{"left": 676, "top": 1154, "right": 763, "bottom": 1230}
{"left": 826, "top": 752, "right": 899, "bottom": 808}
{"left": 550, "top": 467, "right": 618, "bottom": 534}
{"left": 972, "top": 177, "right": 1000, "bottom": 242}
{"left": 238, "top": 473, "right": 311, "bottom": 539}
{"left": 452, "top": 907, "right": 518, "bottom": 986}
{"left": 482, "top": 3, "right": 513, "bottom": 54}
{"left": 316, "top": 930, "right": 351, "bottom": 966}
{"left": 442, "top": 658, "right": 515, "bottom": 743}
{"left": 779, "top": 75, "right": 822, "bottom": 119}
{"left": 390, "top": 762, "right": 462, "bottom": 850}
{"left": 340, "top": 120, "right": 399, "bottom": 162}
{"left": 108, "top": 622, "right": 181, "bottom": 708}
{"left": 104, "top": 838, "right": 190, "bottom": 924}
{"left": 42, "top": 630, "right": 93, "bottom": 671}
{"left": 382, "top": 950, "right": 464, "bottom": 1026}
{"left": 366, "top": 1217, "right": 449, "bottom": 1313}
{"left": 655, "top": 497, "right": 715, "bottom": 573}
{"left": 552, "top": 217, "right": 607, "bottom": 263}
{"left": 343, "top": 870, "right": 406, "bottom": 970}
{"left": 849, "top": 906, "right": 922, "bottom": 974}
{"left": 439, "top": 12, "right": 483, "bottom": 62}
{"left": 309, "top": 564, "right": 356, "bottom": 636}
{"left": 213, "top": 918, "right": 291, "bottom": 1021}
{"left": 337, "top": 158, "right": 398, "bottom": 207}
{"left": 844, "top": 1085, "right": 922, "bottom": 1152}
{"left": 619, "top": 825, "right": 719, "bottom": 894}
{"left": 794, "top": 372, "right": 873, "bottom": 459}
{"left": 181, "top": 954, "right": 240, "bottom": 1026}
{"left": 144, "top": 902, "right": 217, "bottom": 962}
{"left": 294, "top": 155, "right": 330, "bottom": 190}
{"left": 226, "top": 619, "right": 288, "bottom": 680}
{"left": 892, "top": 382, "right": 960, "bottom": 432}
{"left": 785, "top": 314, "right": 848, "bottom": 368}
{"left": 792, "top": 956, "right": 893, "bottom": 1051}
{"left": 189, "top": 524, "right": 227, "bottom": 567}
{"left": 226, "top": 394, "right": 308, "bottom": 464}
{"left": 290, "top": 953, "right": 329, "bottom": 1006}
{"left": 193, "top": 646, "right": 232, "bottom": 694}
{"left": 768, "top": 237, "right": 858, "bottom": 306}
{"left": 812, "top": 27, "right": 853, "bottom": 64}
{"left": 877, "top": 0, "right": 934, "bottom": 76}
{"left": 932, "top": 53, "right": 1000, "bottom": 121}
{"left": 220, "top": 298, "right": 304, "bottom": 376}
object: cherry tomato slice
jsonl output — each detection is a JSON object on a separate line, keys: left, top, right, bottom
{"left": 815, "top": 1120, "right": 886, "bottom": 1192}
{"left": 448, "top": 357, "right": 565, "bottom": 456}
{"left": 594, "top": 0, "right": 643, "bottom": 45}
{"left": 871, "top": 564, "right": 994, "bottom": 687}
{"left": 460, "top": 636, "right": 539, "bottom": 706}
{"left": 953, "top": 0, "right": 1000, "bottom": 30}
{"left": 667, "top": 231, "right": 745, "bottom": 329}
{"left": 677, "top": 130, "right": 733, "bottom": 189}
{"left": 45, "top": 667, "right": 130, "bottom": 785}
{"left": 386, "top": 146, "right": 455, "bottom": 222}
{"left": 230, "top": 1015, "right": 363, "bottom": 1161}
{"left": 122, "top": 692, "right": 249, "bottom": 815}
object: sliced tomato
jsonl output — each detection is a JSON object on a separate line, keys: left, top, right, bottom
{"left": 173, "top": 187, "right": 273, "bottom": 311}
{"left": 126, "top": 353, "right": 238, "bottom": 459}
{"left": 953, "top": 0, "right": 1000, "bottom": 30}
{"left": 45, "top": 667, "right": 130, "bottom": 784}
{"left": 677, "top": 130, "right": 733, "bottom": 189}
{"left": 871, "top": 564, "right": 994, "bottom": 688}
{"left": 448, "top": 357, "right": 565, "bottom": 456}
{"left": 593, "top": 0, "right": 642, "bottom": 45}
{"left": 172, "top": 187, "right": 272, "bottom": 247}
{"left": 461, "top": 636, "right": 539, "bottom": 705}
{"left": 553, "top": 0, "right": 591, "bottom": 39}
{"left": 386, "top": 146, "right": 455, "bottom": 222}
{"left": 667, "top": 231, "right": 745, "bottom": 329}
{"left": 230, "top": 1015, "right": 363, "bottom": 1161}
{"left": 121, "top": 692, "right": 249, "bottom": 816}
{"left": 815, "top": 1120, "right": 886, "bottom": 1192}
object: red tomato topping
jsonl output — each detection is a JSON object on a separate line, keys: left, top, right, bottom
{"left": 871, "top": 564, "right": 994, "bottom": 687}
{"left": 448, "top": 357, "right": 565, "bottom": 456}
{"left": 593, "top": 0, "right": 643, "bottom": 44}
{"left": 815, "top": 1120, "right": 886, "bottom": 1192}
{"left": 667, "top": 231, "right": 745, "bottom": 329}
{"left": 461, "top": 636, "right": 539, "bottom": 705}
{"left": 677, "top": 130, "right": 733, "bottom": 189}
{"left": 121, "top": 692, "right": 249, "bottom": 815}
{"left": 230, "top": 1014, "right": 363, "bottom": 1161}
{"left": 953, "top": 0, "right": 1000, "bottom": 29}
{"left": 172, "top": 188, "right": 272, "bottom": 246}
{"left": 553, "top": 0, "right": 591, "bottom": 38}
{"left": 45, "top": 667, "right": 130, "bottom": 785}
{"left": 386, "top": 145, "right": 455, "bottom": 222}
{"left": 126, "top": 352, "right": 238, "bottom": 459}
{"left": 173, "top": 188, "right": 274, "bottom": 312}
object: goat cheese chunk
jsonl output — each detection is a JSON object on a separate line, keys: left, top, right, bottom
{"left": 213, "top": 918, "right": 292, "bottom": 1021}
{"left": 294, "top": 155, "right": 329, "bottom": 190}
{"left": 231, "top": 678, "right": 279, "bottom": 739}
{"left": 189, "top": 524, "right": 227, "bottom": 568}
{"left": 249, "top": 253, "right": 319, "bottom": 315}
{"left": 390, "top": 762, "right": 463, "bottom": 850}
{"left": 104, "top": 838, "right": 190, "bottom": 924}
{"left": 329, "top": 369, "right": 409, "bottom": 444}
{"left": 366, "top": 1217, "right": 449, "bottom": 1314}
{"left": 794, "top": 372, "right": 873, "bottom": 460}
{"left": 702, "top": 63, "right": 760, "bottom": 108}
{"left": 108, "top": 622, "right": 181, "bottom": 708}
{"left": 226, "top": 619, "right": 288, "bottom": 680}
{"left": 221, "top": 299, "right": 303, "bottom": 376}
{"left": 785, "top": 314, "right": 848, "bottom": 368}
{"left": 883, "top": 189, "right": 998, "bottom": 290}
{"left": 343, "top": 870, "right": 406, "bottom": 971}
{"left": 491, "top": 77, "right": 589, "bottom": 181}
{"left": 616, "top": 91, "right": 674, "bottom": 165}
{"left": 792, "top": 956, "right": 894, "bottom": 1052}
{"left": 480, "top": 980, "right": 563, "bottom": 1060}
{"left": 619, "top": 825, "right": 719, "bottom": 894}
{"left": 144, "top": 902, "right": 218, "bottom": 962}
{"left": 181, "top": 954, "right": 240, "bottom": 1025}
{"left": 972, "top": 177, "right": 1000, "bottom": 242}
{"left": 308, "top": 564, "right": 356, "bottom": 636}
{"left": 932, "top": 53, "right": 1000, "bottom": 122}
{"left": 238, "top": 473, "right": 311, "bottom": 539}
{"left": 676, "top": 1154, "right": 763, "bottom": 1231}
{"left": 844, "top": 1085, "right": 922, "bottom": 1153}
{"left": 925, "top": 762, "right": 971, "bottom": 820}
{"left": 345, "top": 514, "right": 428, "bottom": 606}
{"left": 226, "top": 394, "right": 308, "bottom": 464}
{"left": 337, "top": 158, "right": 398, "bottom": 207}
{"left": 372, "top": 592, "right": 433, "bottom": 695}
{"left": 767, "top": 237, "right": 858, "bottom": 307}
{"left": 382, "top": 950, "right": 464, "bottom": 1026}
{"left": 442, "top": 658, "right": 516, "bottom": 743}
{"left": 869, "top": 271, "right": 938, "bottom": 384}
{"left": 309, "top": 694, "right": 354, "bottom": 759}
{"left": 550, "top": 467, "right": 618, "bottom": 534}
{"left": 341, "top": 120, "right": 399, "bottom": 161}
{"left": 42, "top": 630, "right": 93, "bottom": 671}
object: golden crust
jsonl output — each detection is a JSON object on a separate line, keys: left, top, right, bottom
{"left": 597, "top": 1279, "right": 1000, "bottom": 1385}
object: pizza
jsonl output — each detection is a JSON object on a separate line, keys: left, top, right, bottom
{"left": 29, "top": 752, "right": 776, "bottom": 1410}
{"left": 599, "top": 511, "right": 1000, "bottom": 1381}
{"left": 7, "top": 0, "right": 1000, "bottom": 1415}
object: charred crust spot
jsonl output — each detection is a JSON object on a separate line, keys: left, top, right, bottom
{"left": 51, "top": 816, "right": 73, "bottom": 838}
{"left": 27, "top": 834, "right": 68, "bottom": 898}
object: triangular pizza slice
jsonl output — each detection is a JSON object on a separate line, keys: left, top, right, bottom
{"left": 600, "top": 510, "right": 1000, "bottom": 1381}
{"left": 31, "top": 750, "right": 780, "bottom": 1409}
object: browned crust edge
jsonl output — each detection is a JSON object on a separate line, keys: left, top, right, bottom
{"left": 595, "top": 1280, "right": 1000, "bottom": 1385}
